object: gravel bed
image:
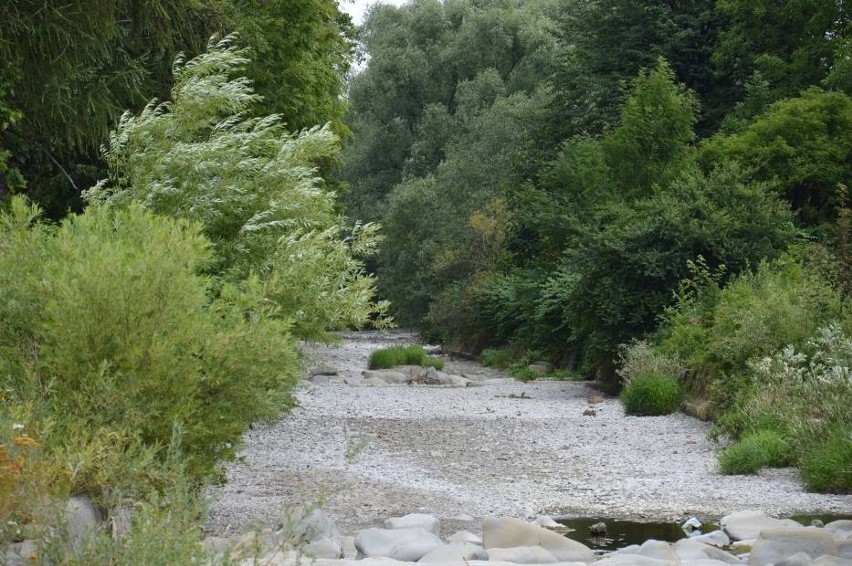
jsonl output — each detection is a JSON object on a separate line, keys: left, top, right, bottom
{"left": 205, "top": 331, "right": 851, "bottom": 538}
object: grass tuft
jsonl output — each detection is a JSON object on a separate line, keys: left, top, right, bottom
{"left": 620, "top": 371, "right": 684, "bottom": 416}
{"left": 799, "top": 425, "right": 852, "bottom": 493}
{"left": 718, "top": 430, "right": 794, "bottom": 474}
{"left": 368, "top": 345, "right": 444, "bottom": 370}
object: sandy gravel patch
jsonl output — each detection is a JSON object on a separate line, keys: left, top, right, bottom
{"left": 206, "top": 331, "right": 851, "bottom": 537}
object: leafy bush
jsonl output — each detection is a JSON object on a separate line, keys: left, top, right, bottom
{"left": 799, "top": 425, "right": 852, "bottom": 493}
{"left": 718, "top": 430, "right": 794, "bottom": 474}
{"left": 659, "top": 252, "right": 843, "bottom": 410}
{"left": 368, "top": 346, "right": 444, "bottom": 370}
{"left": 617, "top": 340, "right": 684, "bottom": 388}
{"left": 711, "top": 324, "right": 851, "bottom": 491}
{"left": 620, "top": 372, "right": 685, "bottom": 415}
{"left": 0, "top": 197, "right": 300, "bottom": 489}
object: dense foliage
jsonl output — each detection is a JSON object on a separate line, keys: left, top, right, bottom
{"left": 0, "top": 0, "right": 355, "bottom": 218}
{"left": 342, "top": 0, "right": 851, "bottom": 491}
{"left": 86, "top": 36, "right": 387, "bottom": 341}
{"left": 0, "top": 21, "right": 378, "bottom": 559}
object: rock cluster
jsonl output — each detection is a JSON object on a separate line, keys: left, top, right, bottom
{"left": 309, "top": 364, "right": 476, "bottom": 387}
{"left": 211, "top": 509, "right": 852, "bottom": 566}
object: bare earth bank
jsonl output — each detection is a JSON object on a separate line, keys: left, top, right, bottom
{"left": 205, "top": 331, "right": 851, "bottom": 537}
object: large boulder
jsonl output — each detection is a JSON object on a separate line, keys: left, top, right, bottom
{"left": 720, "top": 510, "right": 801, "bottom": 541}
{"left": 355, "top": 527, "right": 442, "bottom": 562}
{"left": 748, "top": 527, "right": 839, "bottom": 566}
{"left": 482, "top": 516, "right": 595, "bottom": 563}
{"left": 384, "top": 513, "right": 440, "bottom": 535}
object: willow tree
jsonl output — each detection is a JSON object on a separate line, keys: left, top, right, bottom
{"left": 86, "top": 37, "right": 388, "bottom": 340}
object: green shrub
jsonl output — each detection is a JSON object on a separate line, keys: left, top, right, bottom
{"left": 617, "top": 340, "right": 684, "bottom": 388}
{"left": 799, "top": 425, "right": 852, "bottom": 493}
{"left": 719, "top": 430, "right": 794, "bottom": 474}
{"left": 620, "top": 372, "right": 685, "bottom": 415}
{"left": 368, "top": 345, "right": 443, "bottom": 370}
{"left": 482, "top": 348, "right": 515, "bottom": 369}
{"left": 422, "top": 356, "right": 445, "bottom": 370}
{"left": 0, "top": 198, "right": 300, "bottom": 489}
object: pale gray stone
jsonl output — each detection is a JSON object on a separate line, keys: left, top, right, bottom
{"left": 309, "top": 364, "right": 338, "bottom": 377}
{"left": 65, "top": 495, "right": 103, "bottom": 555}
{"left": 487, "top": 545, "right": 560, "bottom": 563}
{"left": 355, "top": 527, "right": 442, "bottom": 562}
{"left": 721, "top": 510, "right": 802, "bottom": 541}
{"left": 362, "top": 377, "right": 390, "bottom": 386}
{"left": 635, "top": 539, "right": 680, "bottom": 563}
{"left": 838, "top": 540, "right": 852, "bottom": 559}
{"left": 674, "top": 538, "right": 742, "bottom": 564}
{"left": 363, "top": 370, "right": 407, "bottom": 384}
{"left": 595, "top": 554, "right": 674, "bottom": 565}
{"left": 441, "top": 373, "right": 472, "bottom": 387}
{"left": 775, "top": 552, "right": 815, "bottom": 566}
{"left": 482, "top": 516, "right": 595, "bottom": 563}
{"left": 681, "top": 561, "right": 747, "bottom": 566}
{"left": 812, "top": 556, "right": 851, "bottom": 565}
{"left": 448, "top": 530, "right": 482, "bottom": 545}
{"left": 384, "top": 513, "right": 440, "bottom": 535}
{"left": 341, "top": 535, "right": 358, "bottom": 559}
{"left": 300, "top": 559, "right": 416, "bottom": 566}
{"left": 4, "top": 540, "right": 37, "bottom": 566}
{"left": 690, "top": 530, "right": 732, "bottom": 548}
{"left": 749, "top": 527, "right": 839, "bottom": 566}
{"left": 418, "top": 542, "right": 487, "bottom": 562}
{"left": 533, "top": 515, "right": 561, "bottom": 528}
{"left": 824, "top": 521, "right": 852, "bottom": 535}
{"left": 282, "top": 507, "right": 342, "bottom": 559}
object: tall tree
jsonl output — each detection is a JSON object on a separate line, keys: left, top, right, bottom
{"left": 0, "top": 0, "right": 356, "bottom": 218}
{"left": 551, "top": 0, "right": 725, "bottom": 136}
{"left": 0, "top": 0, "right": 218, "bottom": 217}
{"left": 221, "top": 0, "right": 357, "bottom": 133}
{"left": 714, "top": 0, "right": 851, "bottom": 101}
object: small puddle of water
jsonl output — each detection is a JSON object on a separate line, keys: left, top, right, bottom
{"left": 558, "top": 518, "right": 704, "bottom": 552}
{"left": 558, "top": 515, "right": 852, "bottom": 552}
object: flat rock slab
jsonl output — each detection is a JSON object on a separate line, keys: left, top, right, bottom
{"left": 482, "top": 516, "right": 596, "bottom": 563}
{"left": 721, "top": 510, "right": 803, "bottom": 541}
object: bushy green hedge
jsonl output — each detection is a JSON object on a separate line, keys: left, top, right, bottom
{"left": 368, "top": 345, "right": 444, "bottom": 370}
{"left": 620, "top": 372, "right": 684, "bottom": 415}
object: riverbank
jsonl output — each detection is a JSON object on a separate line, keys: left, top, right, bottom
{"left": 205, "top": 331, "right": 849, "bottom": 539}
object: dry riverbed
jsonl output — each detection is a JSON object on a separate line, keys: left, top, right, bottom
{"left": 205, "top": 331, "right": 851, "bottom": 538}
